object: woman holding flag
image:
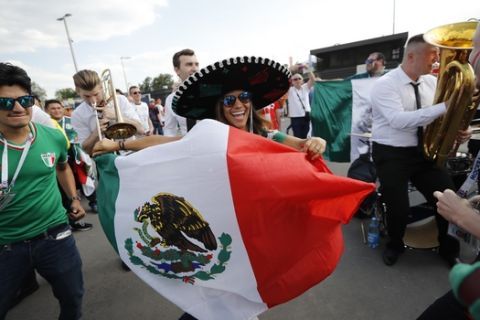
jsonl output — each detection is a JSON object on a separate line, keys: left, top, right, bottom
{"left": 92, "top": 56, "right": 326, "bottom": 158}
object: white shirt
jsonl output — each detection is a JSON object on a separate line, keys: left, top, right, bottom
{"left": 32, "top": 105, "right": 55, "bottom": 128}
{"left": 72, "top": 94, "right": 141, "bottom": 145}
{"left": 371, "top": 66, "right": 446, "bottom": 147}
{"left": 163, "top": 93, "right": 187, "bottom": 136}
{"left": 133, "top": 101, "right": 150, "bottom": 133}
{"left": 156, "top": 104, "right": 165, "bottom": 123}
{"left": 287, "top": 84, "right": 311, "bottom": 117}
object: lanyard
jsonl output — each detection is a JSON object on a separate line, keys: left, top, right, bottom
{"left": 1, "top": 132, "right": 33, "bottom": 191}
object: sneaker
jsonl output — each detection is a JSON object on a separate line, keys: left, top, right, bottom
{"left": 70, "top": 221, "right": 93, "bottom": 232}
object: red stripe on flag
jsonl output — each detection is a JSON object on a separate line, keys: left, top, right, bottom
{"left": 226, "top": 127, "right": 375, "bottom": 307}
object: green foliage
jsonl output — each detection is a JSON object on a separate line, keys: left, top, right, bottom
{"left": 31, "top": 81, "right": 47, "bottom": 101}
{"left": 139, "top": 73, "right": 174, "bottom": 93}
{"left": 55, "top": 88, "right": 77, "bottom": 100}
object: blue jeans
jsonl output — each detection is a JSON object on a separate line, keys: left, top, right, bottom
{"left": 0, "top": 224, "right": 84, "bottom": 319}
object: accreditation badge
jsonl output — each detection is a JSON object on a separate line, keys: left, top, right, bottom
{"left": 0, "top": 188, "right": 15, "bottom": 211}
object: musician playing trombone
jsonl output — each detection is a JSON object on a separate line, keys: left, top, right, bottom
{"left": 71, "top": 69, "right": 144, "bottom": 155}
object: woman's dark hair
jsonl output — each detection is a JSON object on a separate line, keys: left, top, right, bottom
{"left": 214, "top": 95, "right": 269, "bottom": 135}
{"left": 0, "top": 63, "right": 32, "bottom": 94}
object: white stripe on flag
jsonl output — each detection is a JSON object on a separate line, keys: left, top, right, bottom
{"left": 113, "top": 120, "right": 267, "bottom": 320}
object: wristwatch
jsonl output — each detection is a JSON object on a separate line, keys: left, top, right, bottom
{"left": 70, "top": 195, "right": 81, "bottom": 201}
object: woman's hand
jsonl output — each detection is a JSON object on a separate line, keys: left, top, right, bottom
{"left": 302, "top": 137, "right": 326, "bottom": 160}
{"left": 92, "top": 139, "right": 119, "bottom": 157}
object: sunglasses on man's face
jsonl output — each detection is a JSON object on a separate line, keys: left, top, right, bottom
{"left": 0, "top": 95, "right": 35, "bottom": 111}
{"left": 223, "top": 92, "right": 252, "bottom": 107}
{"left": 132, "top": 91, "right": 141, "bottom": 95}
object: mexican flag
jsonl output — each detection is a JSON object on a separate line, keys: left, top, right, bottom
{"left": 311, "top": 78, "right": 378, "bottom": 162}
{"left": 95, "top": 119, "right": 375, "bottom": 320}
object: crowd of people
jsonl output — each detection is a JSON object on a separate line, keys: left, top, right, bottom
{"left": 1, "top": 21, "right": 480, "bottom": 320}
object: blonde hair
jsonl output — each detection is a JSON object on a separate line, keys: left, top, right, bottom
{"left": 73, "top": 70, "right": 101, "bottom": 91}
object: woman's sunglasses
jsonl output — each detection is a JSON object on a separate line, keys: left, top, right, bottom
{"left": 0, "top": 95, "right": 35, "bottom": 111}
{"left": 223, "top": 92, "right": 252, "bottom": 107}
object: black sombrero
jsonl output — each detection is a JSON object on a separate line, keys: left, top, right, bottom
{"left": 172, "top": 56, "right": 291, "bottom": 120}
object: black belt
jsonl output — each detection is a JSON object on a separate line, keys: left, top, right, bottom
{"left": 14, "top": 223, "right": 70, "bottom": 244}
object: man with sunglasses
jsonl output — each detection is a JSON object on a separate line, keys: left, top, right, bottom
{"left": 349, "top": 52, "right": 387, "bottom": 79}
{"left": 0, "top": 62, "right": 85, "bottom": 319}
{"left": 129, "top": 86, "right": 153, "bottom": 136}
{"left": 287, "top": 67, "right": 315, "bottom": 139}
{"left": 164, "top": 49, "right": 200, "bottom": 136}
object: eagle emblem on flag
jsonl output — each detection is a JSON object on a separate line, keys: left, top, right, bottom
{"left": 124, "top": 192, "right": 232, "bottom": 284}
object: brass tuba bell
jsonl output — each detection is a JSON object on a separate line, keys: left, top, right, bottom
{"left": 422, "top": 21, "right": 479, "bottom": 166}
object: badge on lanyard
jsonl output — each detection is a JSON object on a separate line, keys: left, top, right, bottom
{"left": 0, "top": 129, "right": 33, "bottom": 211}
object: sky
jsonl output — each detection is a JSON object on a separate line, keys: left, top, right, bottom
{"left": 0, "top": 0, "right": 478, "bottom": 98}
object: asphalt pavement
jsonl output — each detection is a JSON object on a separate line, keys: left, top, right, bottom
{"left": 7, "top": 159, "right": 477, "bottom": 320}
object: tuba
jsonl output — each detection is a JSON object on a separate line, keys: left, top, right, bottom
{"left": 95, "top": 69, "right": 137, "bottom": 140}
{"left": 422, "top": 21, "right": 479, "bottom": 167}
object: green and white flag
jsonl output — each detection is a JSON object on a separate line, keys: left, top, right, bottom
{"left": 311, "top": 78, "right": 378, "bottom": 162}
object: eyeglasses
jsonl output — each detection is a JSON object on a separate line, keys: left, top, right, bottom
{"left": 0, "top": 95, "right": 35, "bottom": 111}
{"left": 223, "top": 92, "right": 252, "bottom": 107}
{"left": 365, "top": 58, "right": 378, "bottom": 64}
{"left": 292, "top": 78, "right": 303, "bottom": 81}
{"left": 132, "top": 91, "right": 141, "bottom": 95}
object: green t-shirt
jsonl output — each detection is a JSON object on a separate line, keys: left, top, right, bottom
{"left": 0, "top": 123, "right": 69, "bottom": 244}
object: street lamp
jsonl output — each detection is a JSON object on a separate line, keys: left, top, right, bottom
{"left": 57, "top": 13, "right": 79, "bottom": 72}
{"left": 120, "top": 56, "right": 131, "bottom": 93}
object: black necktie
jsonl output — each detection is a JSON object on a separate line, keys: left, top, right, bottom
{"left": 410, "top": 82, "right": 423, "bottom": 146}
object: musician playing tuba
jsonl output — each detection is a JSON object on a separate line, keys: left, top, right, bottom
{"left": 370, "top": 34, "right": 472, "bottom": 267}
{"left": 71, "top": 70, "right": 144, "bottom": 155}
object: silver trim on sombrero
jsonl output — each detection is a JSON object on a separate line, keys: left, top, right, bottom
{"left": 173, "top": 56, "right": 292, "bottom": 104}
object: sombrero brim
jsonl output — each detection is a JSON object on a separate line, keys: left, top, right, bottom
{"left": 172, "top": 56, "right": 291, "bottom": 120}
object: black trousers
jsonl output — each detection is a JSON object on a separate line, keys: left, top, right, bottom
{"left": 290, "top": 116, "right": 310, "bottom": 139}
{"left": 372, "top": 143, "right": 459, "bottom": 253}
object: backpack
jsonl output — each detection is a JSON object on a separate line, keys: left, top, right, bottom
{"left": 347, "top": 153, "right": 377, "bottom": 218}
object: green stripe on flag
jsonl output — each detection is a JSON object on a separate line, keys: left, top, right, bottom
{"left": 95, "top": 153, "right": 120, "bottom": 253}
{"left": 311, "top": 80, "right": 353, "bottom": 162}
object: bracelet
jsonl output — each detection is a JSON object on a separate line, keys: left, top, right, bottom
{"left": 118, "top": 140, "right": 126, "bottom": 150}
{"left": 70, "top": 195, "right": 81, "bottom": 201}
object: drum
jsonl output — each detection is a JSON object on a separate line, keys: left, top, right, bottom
{"left": 403, "top": 217, "right": 439, "bottom": 250}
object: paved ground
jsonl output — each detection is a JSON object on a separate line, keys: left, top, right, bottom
{"left": 6, "top": 159, "right": 477, "bottom": 320}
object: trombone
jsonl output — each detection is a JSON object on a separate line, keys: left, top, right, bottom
{"left": 95, "top": 69, "right": 137, "bottom": 140}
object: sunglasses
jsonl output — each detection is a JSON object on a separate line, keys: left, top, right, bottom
{"left": 0, "top": 95, "right": 35, "bottom": 111}
{"left": 223, "top": 92, "right": 252, "bottom": 107}
{"left": 132, "top": 91, "right": 141, "bottom": 95}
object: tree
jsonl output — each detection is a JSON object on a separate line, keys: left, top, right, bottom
{"left": 151, "top": 74, "right": 174, "bottom": 91}
{"left": 139, "top": 77, "right": 153, "bottom": 93}
{"left": 31, "top": 81, "right": 47, "bottom": 101}
{"left": 139, "top": 74, "right": 174, "bottom": 93}
{"left": 55, "top": 88, "right": 77, "bottom": 100}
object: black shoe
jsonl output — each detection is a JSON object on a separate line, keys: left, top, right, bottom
{"left": 439, "top": 238, "right": 460, "bottom": 268}
{"left": 382, "top": 247, "right": 402, "bottom": 266}
{"left": 439, "top": 249, "right": 459, "bottom": 268}
{"left": 9, "top": 279, "right": 39, "bottom": 309}
{"left": 121, "top": 261, "right": 131, "bottom": 272}
{"left": 70, "top": 221, "right": 93, "bottom": 232}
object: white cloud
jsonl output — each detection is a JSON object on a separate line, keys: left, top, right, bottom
{"left": 0, "top": 0, "right": 168, "bottom": 53}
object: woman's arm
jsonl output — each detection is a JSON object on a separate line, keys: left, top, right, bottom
{"left": 92, "top": 135, "right": 181, "bottom": 156}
